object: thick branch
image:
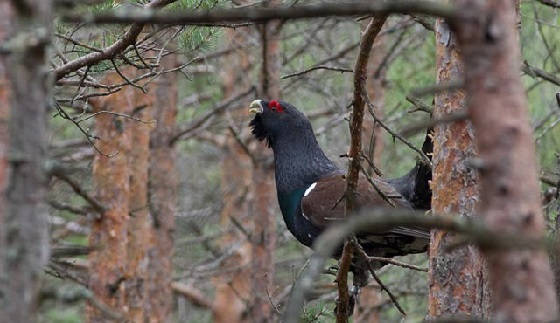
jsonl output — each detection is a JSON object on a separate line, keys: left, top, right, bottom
{"left": 62, "top": 1, "right": 458, "bottom": 26}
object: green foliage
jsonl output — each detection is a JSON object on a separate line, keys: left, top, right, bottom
{"left": 170, "top": 1, "right": 226, "bottom": 52}
{"left": 301, "top": 302, "right": 335, "bottom": 323}
{"left": 170, "top": 0, "right": 224, "bottom": 10}
{"left": 42, "top": 307, "right": 82, "bottom": 323}
{"left": 178, "top": 26, "right": 221, "bottom": 53}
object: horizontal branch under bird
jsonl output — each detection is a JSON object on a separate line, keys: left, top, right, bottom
{"left": 283, "top": 208, "right": 550, "bottom": 323}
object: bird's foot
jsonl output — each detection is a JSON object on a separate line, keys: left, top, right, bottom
{"left": 350, "top": 285, "right": 361, "bottom": 309}
{"left": 333, "top": 286, "right": 358, "bottom": 317}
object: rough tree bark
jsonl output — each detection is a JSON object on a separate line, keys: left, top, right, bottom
{"left": 427, "top": 17, "right": 489, "bottom": 319}
{"left": 125, "top": 73, "right": 154, "bottom": 322}
{"left": 88, "top": 72, "right": 135, "bottom": 322}
{"left": 0, "top": 1, "right": 52, "bottom": 322}
{"left": 146, "top": 43, "right": 178, "bottom": 323}
{"left": 213, "top": 24, "right": 254, "bottom": 323}
{"left": 452, "top": 0, "right": 558, "bottom": 321}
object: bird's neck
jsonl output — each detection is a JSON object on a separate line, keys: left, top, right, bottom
{"left": 276, "top": 188, "right": 320, "bottom": 247}
{"left": 271, "top": 131, "right": 338, "bottom": 193}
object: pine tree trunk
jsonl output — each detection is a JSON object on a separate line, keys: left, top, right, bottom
{"left": 213, "top": 25, "right": 254, "bottom": 323}
{"left": 88, "top": 72, "right": 135, "bottom": 322}
{"left": 0, "top": 3, "right": 13, "bottom": 299}
{"left": 428, "top": 17, "right": 489, "bottom": 319}
{"left": 146, "top": 46, "right": 178, "bottom": 323}
{"left": 452, "top": 0, "right": 558, "bottom": 321}
{"left": 125, "top": 74, "right": 154, "bottom": 322}
{"left": 0, "top": 1, "right": 51, "bottom": 322}
{"left": 250, "top": 2, "right": 281, "bottom": 320}
{"left": 361, "top": 22, "right": 386, "bottom": 171}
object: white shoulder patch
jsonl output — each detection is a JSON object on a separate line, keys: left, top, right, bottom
{"left": 304, "top": 182, "right": 317, "bottom": 197}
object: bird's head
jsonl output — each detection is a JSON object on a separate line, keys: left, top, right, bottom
{"left": 248, "top": 99, "right": 312, "bottom": 147}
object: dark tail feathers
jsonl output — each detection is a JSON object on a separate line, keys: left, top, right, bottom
{"left": 388, "top": 128, "right": 433, "bottom": 210}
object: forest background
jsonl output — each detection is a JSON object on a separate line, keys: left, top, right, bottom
{"left": 0, "top": 0, "right": 559, "bottom": 322}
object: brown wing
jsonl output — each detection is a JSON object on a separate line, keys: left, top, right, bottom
{"left": 301, "top": 173, "right": 429, "bottom": 239}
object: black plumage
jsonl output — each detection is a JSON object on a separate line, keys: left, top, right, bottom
{"left": 249, "top": 99, "right": 432, "bottom": 266}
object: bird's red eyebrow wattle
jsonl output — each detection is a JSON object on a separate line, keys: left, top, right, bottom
{"left": 269, "top": 100, "right": 284, "bottom": 112}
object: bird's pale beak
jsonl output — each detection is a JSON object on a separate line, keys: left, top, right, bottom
{"left": 249, "top": 100, "right": 264, "bottom": 114}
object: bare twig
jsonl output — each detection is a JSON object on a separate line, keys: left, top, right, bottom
{"left": 535, "top": 0, "right": 560, "bottom": 8}
{"left": 51, "top": 245, "right": 94, "bottom": 258}
{"left": 406, "top": 95, "right": 432, "bottom": 113}
{"left": 50, "top": 167, "right": 105, "bottom": 215}
{"left": 366, "top": 102, "right": 432, "bottom": 166}
{"left": 522, "top": 61, "right": 560, "bottom": 87}
{"left": 170, "top": 86, "right": 256, "bottom": 145}
{"left": 78, "top": 110, "right": 156, "bottom": 125}
{"left": 48, "top": 200, "right": 89, "bottom": 216}
{"left": 367, "top": 256, "right": 428, "bottom": 272}
{"left": 227, "top": 126, "right": 257, "bottom": 166}
{"left": 359, "top": 164, "right": 396, "bottom": 207}
{"left": 281, "top": 65, "right": 353, "bottom": 79}
{"left": 353, "top": 241, "right": 407, "bottom": 316}
{"left": 171, "top": 282, "right": 214, "bottom": 309}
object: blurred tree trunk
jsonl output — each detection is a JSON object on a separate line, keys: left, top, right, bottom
{"left": 213, "top": 25, "right": 254, "bottom": 323}
{"left": 249, "top": 2, "right": 281, "bottom": 320}
{"left": 213, "top": 3, "right": 280, "bottom": 321}
{"left": 125, "top": 75, "right": 154, "bottom": 322}
{"left": 427, "top": 17, "right": 489, "bottom": 319}
{"left": 0, "top": 0, "right": 52, "bottom": 322}
{"left": 453, "top": 0, "right": 558, "bottom": 321}
{"left": 146, "top": 41, "right": 178, "bottom": 323}
{"left": 0, "top": 4, "right": 12, "bottom": 301}
{"left": 362, "top": 23, "right": 386, "bottom": 170}
{"left": 354, "top": 20, "right": 387, "bottom": 322}
{"left": 88, "top": 72, "right": 135, "bottom": 322}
